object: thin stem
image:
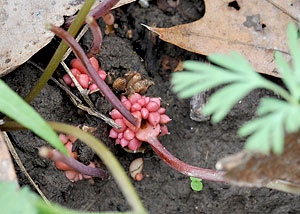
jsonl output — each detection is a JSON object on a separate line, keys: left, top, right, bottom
{"left": 86, "top": 16, "right": 103, "bottom": 58}
{"left": 147, "top": 136, "right": 225, "bottom": 182}
{"left": 65, "top": 0, "right": 120, "bottom": 27}
{"left": 24, "top": 0, "right": 95, "bottom": 103}
{"left": 48, "top": 24, "right": 137, "bottom": 126}
{"left": 39, "top": 147, "right": 109, "bottom": 179}
{"left": 1, "top": 121, "right": 146, "bottom": 213}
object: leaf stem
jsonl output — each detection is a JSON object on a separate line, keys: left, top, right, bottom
{"left": 24, "top": 0, "right": 95, "bottom": 103}
{"left": 65, "top": 0, "right": 120, "bottom": 27}
{"left": 86, "top": 16, "right": 103, "bottom": 58}
{"left": 147, "top": 136, "right": 225, "bottom": 182}
{"left": 48, "top": 24, "right": 137, "bottom": 126}
{"left": 39, "top": 147, "right": 109, "bottom": 179}
{"left": 262, "top": 79, "right": 295, "bottom": 104}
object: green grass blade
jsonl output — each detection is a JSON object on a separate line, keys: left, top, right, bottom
{"left": 0, "top": 80, "right": 67, "bottom": 155}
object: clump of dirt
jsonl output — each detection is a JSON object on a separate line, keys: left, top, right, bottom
{"left": 3, "top": 1, "right": 300, "bottom": 213}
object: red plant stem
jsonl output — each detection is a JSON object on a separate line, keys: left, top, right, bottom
{"left": 39, "top": 147, "right": 109, "bottom": 179}
{"left": 86, "top": 16, "right": 102, "bottom": 58}
{"left": 65, "top": 0, "right": 120, "bottom": 27}
{"left": 49, "top": 24, "right": 137, "bottom": 126}
{"left": 147, "top": 137, "right": 225, "bottom": 182}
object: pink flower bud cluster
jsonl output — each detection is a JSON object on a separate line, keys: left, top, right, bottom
{"left": 109, "top": 93, "right": 171, "bottom": 151}
{"left": 63, "top": 57, "right": 107, "bottom": 91}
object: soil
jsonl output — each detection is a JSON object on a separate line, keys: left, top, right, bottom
{"left": 3, "top": 1, "right": 300, "bottom": 213}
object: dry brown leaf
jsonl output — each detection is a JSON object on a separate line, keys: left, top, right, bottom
{"left": 216, "top": 130, "right": 300, "bottom": 188}
{"left": 145, "top": 0, "right": 300, "bottom": 77}
{"left": 0, "top": 0, "right": 135, "bottom": 77}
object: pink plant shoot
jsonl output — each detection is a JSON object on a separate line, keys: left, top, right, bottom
{"left": 109, "top": 93, "right": 171, "bottom": 151}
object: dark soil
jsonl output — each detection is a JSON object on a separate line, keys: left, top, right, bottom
{"left": 3, "top": 1, "right": 300, "bottom": 213}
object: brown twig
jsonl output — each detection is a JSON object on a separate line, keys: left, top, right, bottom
{"left": 48, "top": 24, "right": 137, "bottom": 126}
{"left": 39, "top": 147, "right": 109, "bottom": 179}
{"left": 65, "top": 0, "right": 120, "bottom": 27}
{"left": 86, "top": 16, "right": 103, "bottom": 58}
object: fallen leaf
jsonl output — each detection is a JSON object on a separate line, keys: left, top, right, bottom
{"left": 216, "top": 130, "right": 300, "bottom": 188}
{"left": 145, "top": 0, "right": 300, "bottom": 77}
{"left": 0, "top": 0, "right": 135, "bottom": 77}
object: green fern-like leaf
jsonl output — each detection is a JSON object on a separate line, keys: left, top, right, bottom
{"left": 171, "top": 23, "right": 300, "bottom": 154}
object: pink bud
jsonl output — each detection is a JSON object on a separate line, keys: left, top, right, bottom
{"left": 137, "top": 98, "right": 146, "bottom": 107}
{"left": 124, "top": 128, "right": 135, "bottom": 141}
{"left": 110, "top": 109, "right": 123, "bottom": 119}
{"left": 65, "top": 170, "right": 77, "bottom": 181}
{"left": 109, "top": 129, "right": 118, "bottom": 138}
{"left": 146, "top": 101, "right": 160, "bottom": 112}
{"left": 121, "top": 96, "right": 128, "bottom": 103}
{"left": 128, "top": 93, "right": 142, "bottom": 104}
{"left": 157, "top": 107, "right": 166, "bottom": 114}
{"left": 121, "top": 100, "right": 131, "bottom": 110}
{"left": 136, "top": 122, "right": 160, "bottom": 142}
{"left": 128, "top": 138, "right": 142, "bottom": 151}
{"left": 144, "top": 97, "right": 150, "bottom": 105}
{"left": 89, "top": 57, "right": 99, "bottom": 72}
{"left": 98, "top": 70, "right": 107, "bottom": 80}
{"left": 120, "top": 138, "right": 129, "bottom": 147}
{"left": 113, "top": 119, "right": 127, "bottom": 133}
{"left": 150, "top": 97, "right": 161, "bottom": 106}
{"left": 63, "top": 74, "right": 72, "bottom": 85}
{"left": 141, "top": 108, "right": 149, "bottom": 119}
{"left": 77, "top": 74, "right": 89, "bottom": 89}
{"left": 115, "top": 138, "right": 120, "bottom": 144}
{"left": 118, "top": 132, "right": 123, "bottom": 139}
{"left": 78, "top": 173, "right": 83, "bottom": 181}
{"left": 89, "top": 83, "right": 98, "bottom": 91}
{"left": 160, "top": 114, "right": 172, "bottom": 124}
{"left": 160, "top": 125, "right": 169, "bottom": 136}
{"left": 71, "top": 68, "right": 81, "bottom": 77}
{"left": 59, "top": 134, "right": 69, "bottom": 144}
{"left": 131, "top": 103, "right": 142, "bottom": 111}
{"left": 148, "top": 112, "right": 161, "bottom": 126}
{"left": 70, "top": 83, "right": 75, "bottom": 87}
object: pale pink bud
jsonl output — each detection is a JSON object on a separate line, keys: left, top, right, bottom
{"left": 123, "top": 100, "right": 131, "bottom": 110}
{"left": 160, "top": 125, "right": 169, "bottom": 136}
{"left": 124, "top": 128, "right": 135, "bottom": 141}
{"left": 115, "top": 138, "right": 120, "bottom": 144}
{"left": 118, "top": 132, "right": 123, "bottom": 139}
{"left": 109, "top": 129, "right": 118, "bottom": 138}
{"left": 59, "top": 134, "right": 69, "bottom": 144}
{"left": 144, "top": 97, "right": 150, "bottom": 104}
{"left": 110, "top": 109, "right": 123, "bottom": 119}
{"left": 128, "top": 93, "right": 142, "bottom": 104}
{"left": 137, "top": 98, "right": 146, "bottom": 107}
{"left": 98, "top": 70, "right": 107, "bottom": 80}
{"left": 131, "top": 103, "right": 142, "bottom": 111}
{"left": 150, "top": 97, "right": 161, "bottom": 106}
{"left": 148, "top": 112, "right": 161, "bottom": 126}
{"left": 121, "top": 96, "right": 128, "bottom": 103}
{"left": 89, "top": 83, "right": 98, "bottom": 91}
{"left": 63, "top": 74, "right": 72, "bottom": 85}
{"left": 136, "top": 122, "right": 160, "bottom": 142}
{"left": 77, "top": 74, "right": 89, "bottom": 89}
{"left": 71, "top": 68, "right": 81, "bottom": 77}
{"left": 120, "top": 138, "right": 129, "bottom": 147}
{"left": 160, "top": 114, "right": 172, "bottom": 124}
{"left": 123, "top": 111, "right": 142, "bottom": 131}
{"left": 70, "top": 83, "right": 75, "bottom": 87}
{"left": 128, "top": 138, "right": 142, "bottom": 151}
{"left": 146, "top": 101, "right": 160, "bottom": 112}
{"left": 141, "top": 108, "right": 149, "bottom": 119}
{"left": 157, "top": 107, "right": 166, "bottom": 114}
{"left": 78, "top": 173, "right": 83, "bottom": 181}
{"left": 65, "top": 170, "right": 77, "bottom": 181}
{"left": 113, "top": 119, "right": 127, "bottom": 133}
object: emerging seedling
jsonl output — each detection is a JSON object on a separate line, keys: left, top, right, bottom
{"left": 190, "top": 177, "right": 203, "bottom": 191}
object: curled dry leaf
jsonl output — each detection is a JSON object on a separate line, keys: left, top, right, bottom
{"left": 144, "top": 0, "right": 300, "bottom": 77}
{"left": 216, "top": 130, "right": 300, "bottom": 189}
{"left": 0, "top": 0, "right": 135, "bottom": 77}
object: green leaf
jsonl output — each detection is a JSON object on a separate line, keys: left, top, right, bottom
{"left": 0, "top": 182, "right": 38, "bottom": 214}
{"left": 190, "top": 177, "right": 203, "bottom": 191}
{"left": 240, "top": 98, "right": 300, "bottom": 154}
{"left": 0, "top": 80, "right": 68, "bottom": 155}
